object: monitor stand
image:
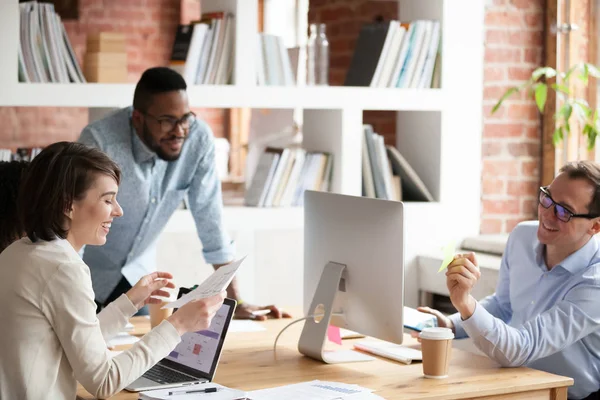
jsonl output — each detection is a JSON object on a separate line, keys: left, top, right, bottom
{"left": 298, "top": 261, "right": 375, "bottom": 364}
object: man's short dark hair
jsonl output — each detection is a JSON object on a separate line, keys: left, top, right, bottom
{"left": 19, "top": 142, "right": 121, "bottom": 243}
{"left": 133, "top": 67, "right": 187, "bottom": 112}
{"left": 0, "top": 161, "right": 29, "bottom": 252}
{"left": 559, "top": 160, "right": 600, "bottom": 215}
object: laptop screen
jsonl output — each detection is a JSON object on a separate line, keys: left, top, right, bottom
{"left": 161, "top": 298, "right": 235, "bottom": 380}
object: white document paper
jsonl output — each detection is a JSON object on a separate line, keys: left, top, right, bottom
{"left": 228, "top": 320, "right": 266, "bottom": 333}
{"left": 138, "top": 383, "right": 247, "bottom": 400}
{"left": 164, "top": 256, "right": 247, "bottom": 309}
{"left": 248, "top": 380, "right": 373, "bottom": 400}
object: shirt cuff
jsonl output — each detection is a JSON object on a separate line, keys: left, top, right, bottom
{"left": 449, "top": 312, "right": 468, "bottom": 339}
{"left": 203, "top": 239, "right": 236, "bottom": 265}
{"left": 460, "top": 301, "right": 496, "bottom": 340}
{"left": 153, "top": 319, "right": 182, "bottom": 347}
{"left": 112, "top": 293, "right": 138, "bottom": 319}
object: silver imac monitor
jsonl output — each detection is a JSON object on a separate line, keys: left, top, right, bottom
{"left": 300, "top": 191, "right": 405, "bottom": 363}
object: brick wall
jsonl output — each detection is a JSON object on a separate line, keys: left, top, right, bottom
{"left": 309, "top": 0, "right": 545, "bottom": 234}
{"left": 481, "top": 0, "right": 544, "bottom": 233}
{"left": 0, "top": 0, "right": 225, "bottom": 149}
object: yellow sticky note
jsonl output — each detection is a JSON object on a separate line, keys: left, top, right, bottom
{"left": 438, "top": 241, "right": 456, "bottom": 273}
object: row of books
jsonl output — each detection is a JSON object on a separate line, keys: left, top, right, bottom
{"left": 362, "top": 126, "right": 401, "bottom": 201}
{"left": 245, "top": 147, "right": 333, "bottom": 207}
{"left": 362, "top": 124, "right": 435, "bottom": 202}
{"left": 18, "top": 1, "right": 85, "bottom": 83}
{"left": 346, "top": 20, "right": 441, "bottom": 88}
{"left": 256, "top": 34, "right": 298, "bottom": 86}
{"left": 169, "top": 12, "right": 234, "bottom": 85}
{"left": 0, "top": 148, "right": 42, "bottom": 162}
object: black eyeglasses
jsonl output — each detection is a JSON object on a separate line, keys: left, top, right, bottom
{"left": 538, "top": 186, "right": 599, "bottom": 222}
{"left": 143, "top": 112, "right": 196, "bottom": 134}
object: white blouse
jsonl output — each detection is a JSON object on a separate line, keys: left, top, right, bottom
{"left": 0, "top": 238, "right": 181, "bottom": 399}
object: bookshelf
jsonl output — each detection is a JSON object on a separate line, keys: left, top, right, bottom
{"left": 0, "top": 0, "right": 484, "bottom": 308}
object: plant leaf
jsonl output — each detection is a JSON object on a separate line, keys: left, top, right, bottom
{"left": 535, "top": 84, "right": 548, "bottom": 112}
{"left": 557, "top": 103, "right": 573, "bottom": 122}
{"left": 553, "top": 126, "right": 564, "bottom": 145}
{"left": 580, "top": 64, "right": 590, "bottom": 85}
{"left": 491, "top": 86, "right": 519, "bottom": 114}
{"left": 586, "top": 63, "right": 600, "bottom": 78}
{"left": 573, "top": 101, "right": 591, "bottom": 122}
{"left": 550, "top": 83, "right": 570, "bottom": 94}
{"left": 584, "top": 124, "right": 597, "bottom": 150}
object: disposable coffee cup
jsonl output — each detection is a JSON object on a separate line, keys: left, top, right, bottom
{"left": 419, "top": 327, "right": 454, "bottom": 379}
{"left": 149, "top": 302, "right": 173, "bottom": 328}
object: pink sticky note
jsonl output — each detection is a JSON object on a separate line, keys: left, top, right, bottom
{"left": 327, "top": 325, "right": 342, "bottom": 345}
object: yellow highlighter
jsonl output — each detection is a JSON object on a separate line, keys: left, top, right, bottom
{"left": 438, "top": 241, "right": 456, "bottom": 273}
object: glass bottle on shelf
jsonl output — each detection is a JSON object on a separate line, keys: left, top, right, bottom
{"left": 307, "top": 23, "right": 318, "bottom": 86}
{"left": 316, "top": 23, "right": 329, "bottom": 86}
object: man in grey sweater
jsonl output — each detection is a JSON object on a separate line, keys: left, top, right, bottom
{"left": 79, "top": 67, "right": 289, "bottom": 320}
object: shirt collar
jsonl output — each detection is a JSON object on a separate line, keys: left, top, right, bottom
{"left": 130, "top": 114, "right": 157, "bottom": 164}
{"left": 558, "top": 236, "right": 599, "bottom": 274}
{"left": 536, "top": 235, "right": 599, "bottom": 274}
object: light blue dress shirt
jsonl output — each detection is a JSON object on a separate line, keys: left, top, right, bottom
{"left": 449, "top": 221, "right": 600, "bottom": 399}
{"left": 79, "top": 107, "right": 235, "bottom": 303}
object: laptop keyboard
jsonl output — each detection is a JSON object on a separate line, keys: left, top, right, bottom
{"left": 143, "top": 364, "right": 197, "bottom": 384}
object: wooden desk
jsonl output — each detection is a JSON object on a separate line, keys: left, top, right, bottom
{"left": 78, "top": 316, "right": 572, "bottom": 400}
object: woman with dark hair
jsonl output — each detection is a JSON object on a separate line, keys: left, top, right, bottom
{"left": 0, "top": 142, "right": 225, "bottom": 399}
{"left": 0, "top": 160, "right": 28, "bottom": 253}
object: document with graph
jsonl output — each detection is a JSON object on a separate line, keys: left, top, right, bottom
{"left": 164, "top": 256, "right": 246, "bottom": 309}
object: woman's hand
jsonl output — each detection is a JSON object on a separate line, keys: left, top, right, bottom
{"left": 125, "top": 271, "right": 175, "bottom": 310}
{"left": 167, "top": 291, "right": 227, "bottom": 335}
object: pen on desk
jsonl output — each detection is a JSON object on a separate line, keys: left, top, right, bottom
{"left": 168, "top": 387, "right": 219, "bottom": 395}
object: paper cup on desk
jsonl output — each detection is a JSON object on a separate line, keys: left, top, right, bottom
{"left": 419, "top": 327, "right": 454, "bottom": 379}
{"left": 149, "top": 302, "right": 173, "bottom": 328}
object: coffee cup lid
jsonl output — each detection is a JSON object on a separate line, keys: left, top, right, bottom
{"left": 419, "top": 327, "right": 454, "bottom": 340}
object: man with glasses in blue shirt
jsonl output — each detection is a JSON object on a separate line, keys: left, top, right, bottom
{"left": 418, "top": 161, "right": 600, "bottom": 400}
{"left": 79, "top": 67, "right": 289, "bottom": 320}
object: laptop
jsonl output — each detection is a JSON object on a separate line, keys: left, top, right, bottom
{"left": 125, "top": 293, "right": 236, "bottom": 392}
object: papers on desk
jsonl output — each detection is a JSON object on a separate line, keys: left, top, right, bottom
{"left": 139, "top": 383, "right": 246, "bottom": 400}
{"left": 165, "top": 256, "right": 247, "bottom": 309}
{"left": 248, "top": 380, "right": 375, "bottom": 400}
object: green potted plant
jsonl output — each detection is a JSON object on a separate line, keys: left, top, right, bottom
{"left": 492, "top": 62, "right": 600, "bottom": 149}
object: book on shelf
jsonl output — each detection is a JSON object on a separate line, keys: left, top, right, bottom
{"left": 345, "top": 19, "right": 441, "bottom": 88}
{"left": 256, "top": 34, "right": 297, "bottom": 86}
{"left": 363, "top": 125, "right": 434, "bottom": 202}
{"left": 168, "top": 11, "right": 234, "bottom": 85}
{"left": 245, "top": 147, "right": 333, "bottom": 208}
{"left": 18, "top": 1, "right": 85, "bottom": 83}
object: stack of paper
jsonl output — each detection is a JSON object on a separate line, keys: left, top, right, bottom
{"left": 248, "top": 380, "right": 379, "bottom": 400}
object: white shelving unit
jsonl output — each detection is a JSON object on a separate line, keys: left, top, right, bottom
{"left": 0, "top": 0, "right": 484, "bottom": 307}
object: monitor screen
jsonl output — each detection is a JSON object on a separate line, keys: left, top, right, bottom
{"left": 165, "top": 302, "right": 232, "bottom": 374}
